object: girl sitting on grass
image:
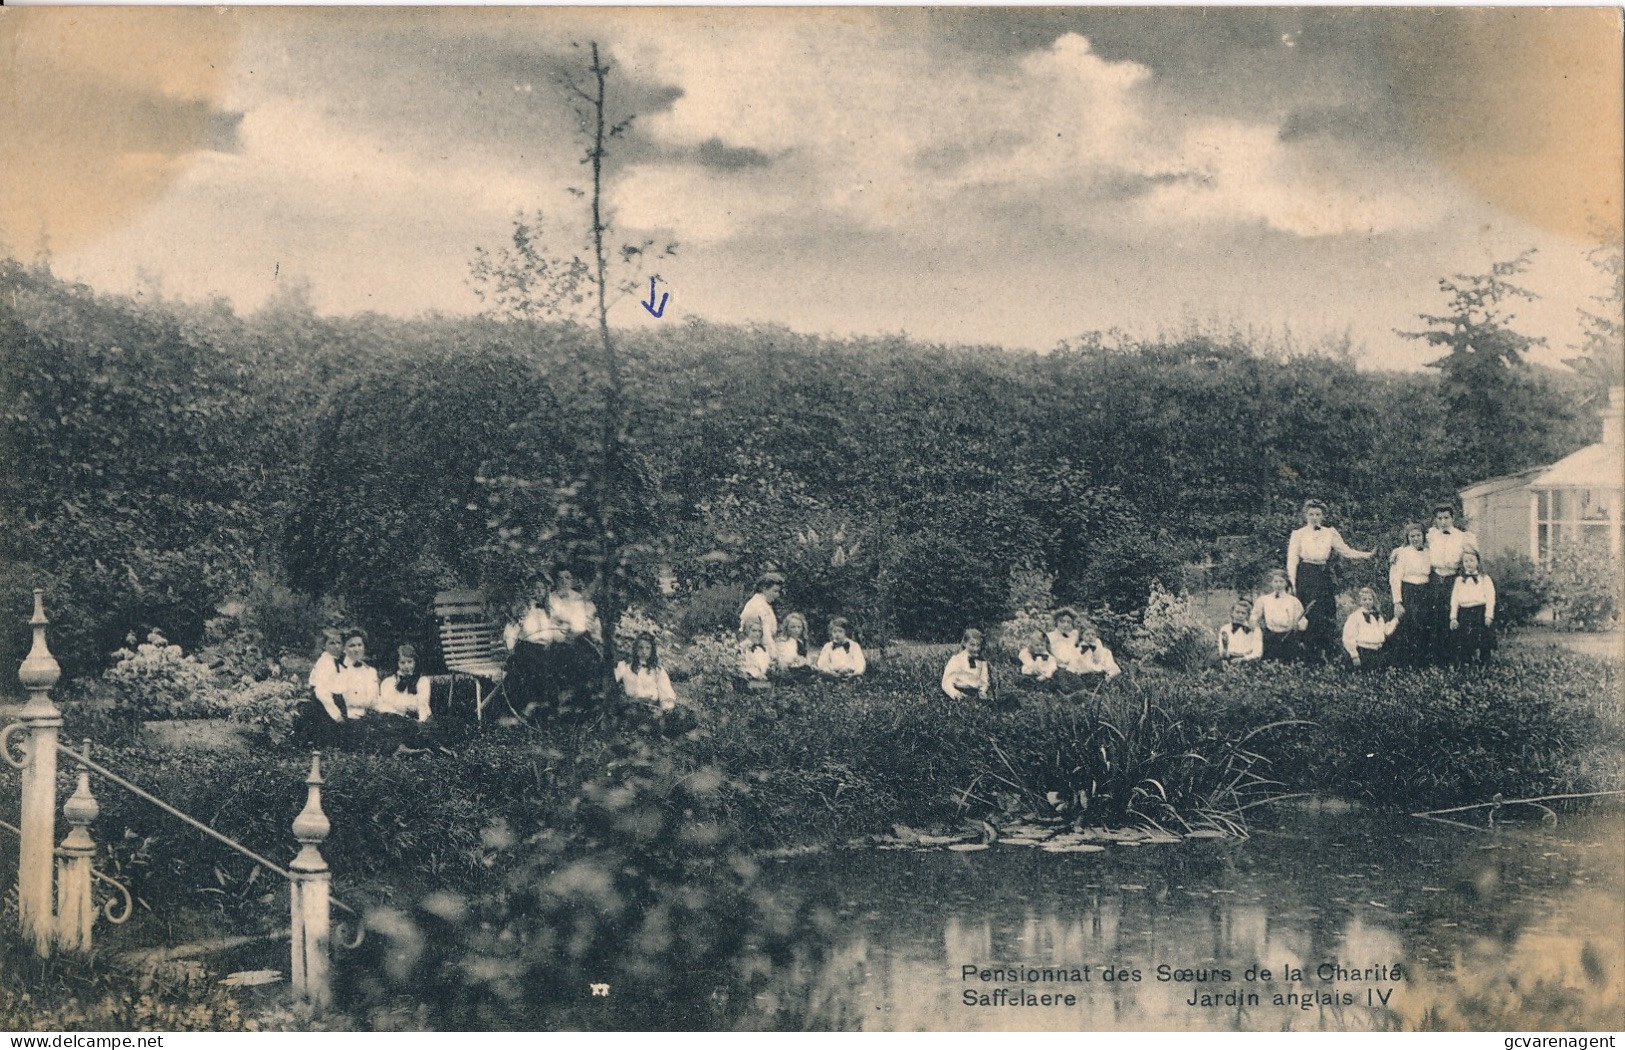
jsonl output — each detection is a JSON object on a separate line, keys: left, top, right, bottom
{"left": 816, "top": 616, "right": 866, "bottom": 679}
{"left": 616, "top": 631, "right": 678, "bottom": 711}
{"left": 1018, "top": 631, "right": 1058, "bottom": 683}
{"left": 1449, "top": 548, "right": 1497, "bottom": 666}
{"left": 1250, "top": 569, "right": 1309, "bottom": 662}
{"left": 1342, "top": 586, "right": 1399, "bottom": 670}
{"left": 377, "top": 643, "right": 431, "bottom": 722}
{"left": 942, "top": 628, "right": 991, "bottom": 700}
{"left": 774, "top": 612, "right": 814, "bottom": 680}
{"left": 1218, "top": 599, "right": 1263, "bottom": 664}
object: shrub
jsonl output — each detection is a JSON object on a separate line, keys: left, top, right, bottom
{"left": 886, "top": 530, "right": 1006, "bottom": 642}
{"left": 104, "top": 630, "right": 227, "bottom": 720}
{"left": 226, "top": 677, "right": 306, "bottom": 742}
{"left": 677, "top": 583, "right": 751, "bottom": 640}
{"left": 1541, "top": 542, "right": 1621, "bottom": 631}
{"left": 1481, "top": 553, "right": 1547, "bottom": 629}
{"left": 1126, "top": 582, "right": 1209, "bottom": 671}
{"left": 662, "top": 631, "right": 740, "bottom": 689}
{"left": 1004, "top": 562, "right": 1056, "bottom": 620}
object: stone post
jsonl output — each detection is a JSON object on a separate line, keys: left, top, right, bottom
{"left": 56, "top": 740, "right": 99, "bottom": 952}
{"left": 289, "top": 751, "right": 332, "bottom": 1009}
{"left": 17, "top": 589, "right": 63, "bottom": 956}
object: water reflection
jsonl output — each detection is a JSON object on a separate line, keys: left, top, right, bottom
{"left": 768, "top": 806, "right": 1624, "bottom": 1031}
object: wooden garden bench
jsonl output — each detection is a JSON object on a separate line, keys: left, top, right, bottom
{"left": 432, "top": 589, "right": 506, "bottom": 721}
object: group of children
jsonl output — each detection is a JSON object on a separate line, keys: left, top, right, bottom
{"left": 299, "top": 500, "right": 1499, "bottom": 746}
{"left": 737, "top": 573, "right": 870, "bottom": 684}
{"left": 296, "top": 627, "right": 435, "bottom": 752}
{"left": 1220, "top": 501, "right": 1497, "bottom": 670}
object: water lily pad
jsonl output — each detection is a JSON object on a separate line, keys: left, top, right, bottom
{"left": 948, "top": 843, "right": 989, "bottom": 852}
{"left": 1183, "top": 829, "right": 1228, "bottom": 840}
{"left": 1041, "top": 843, "right": 1106, "bottom": 854}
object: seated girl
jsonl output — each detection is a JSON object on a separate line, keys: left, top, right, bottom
{"left": 1070, "top": 619, "right": 1121, "bottom": 680}
{"left": 941, "top": 628, "right": 991, "bottom": 700}
{"left": 334, "top": 628, "right": 381, "bottom": 721}
{"left": 547, "top": 568, "right": 603, "bottom": 713}
{"left": 815, "top": 616, "right": 866, "bottom": 679}
{"left": 377, "top": 643, "right": 431, "bottom": 722}
{"left": 296, "top": 627, "right": 348, "bottom": 748}
{"left": 738, "top": 621, "right": 773, "bottom": 684}
{"left": 1018, "top": 632, "right": 1058, "bottom": 683}
{"left": 616, "top": 631, "right": 678, "bottom": 711}
{"left": 1046, "top": 608, "right": 1086, "bottom": 672}
{"left": 1218, "top": 599, "right": 1263, "bottom": 664}
{"left": 1343, "top": 586, "right": 1399, "bottom": 670}
{"left": 504, "top": 581, "right": 562, "bottom": 716}
{"left": 774, "top": 612, "right": 814, "bottom": 678}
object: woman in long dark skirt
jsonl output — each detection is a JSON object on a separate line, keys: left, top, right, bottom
{"left": 1286, "top": 499, "right": 1373, "bottom": 662}
{"left": 1388, "top": 522, "right": 1434, "bottom": 667}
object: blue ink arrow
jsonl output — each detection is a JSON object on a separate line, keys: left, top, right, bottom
{"left": 641, "top": 277, "right": 669, "bottom": 318}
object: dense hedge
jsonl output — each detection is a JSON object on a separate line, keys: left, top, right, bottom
{"left": 4, "top": 259, "right": 1602, "bottom": 676}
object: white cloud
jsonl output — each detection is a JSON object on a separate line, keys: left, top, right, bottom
{"left": 610, "top": 28, "right": 1449, "bottom": 244}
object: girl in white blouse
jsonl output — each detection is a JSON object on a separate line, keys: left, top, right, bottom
{"left": 616, "top": 632, "right": 678, "bottom": 710}
{"left": 775, "top": 612, "right": 813, "bottom": 671}
{"left": 377, "top": 643, "right": 431, "bottom": 721}
{"left": 816, "top": 617, "right": 866, "bottom": 679}
{"left": 942, "top": 629, "right": 991, "bottom": 700}
{"left": 334, "top": 629, "right": 381, "bottom": 720}
{"left": 1449, "top": 549, "right": 1497, "bottom": 666}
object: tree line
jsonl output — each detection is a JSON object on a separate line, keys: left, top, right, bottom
{"left": 0, "top": 251, "right": 1612, "bottom": 679}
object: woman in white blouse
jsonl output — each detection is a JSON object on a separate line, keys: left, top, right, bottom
{"left": 775, "top": 612, "right": 813, "bottom": 674}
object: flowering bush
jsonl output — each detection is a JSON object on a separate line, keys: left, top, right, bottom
{"left": 662, "top": 631, "right": 741, "bottom": 687}
{"left": 993, "top": 608, "right": 1050, "bottom": 657}
{"left": 614, "top": 604, "right": 679, "bottom": 656}
{"left": 226, "top": 678, "right": 306, "bottom": 742}
{"left": 1126, "top": 582, "right": 1209, "bottom": 671}
{"left": 104, "top": 630, "right": 227, "bottom": 720}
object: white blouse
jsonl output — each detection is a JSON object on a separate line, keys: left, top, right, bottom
{"left": 1390, "top": 545, "right": 1433, "bottom": 603}
{"left": 334, "top": 662, "right": 380, "bottom": 718}
{"left": 1251, "top": 592, "right": 1307, "bottom": 633}
{"left": 616, "top": 661, "right": 677, "bottom": 708}
{"left": 941, "top": 650, "right": 990, "bottom": 698}
{"left": 1451, "top": 574, "right": 1497, "bottom": 621}
{"left": 1343, "top": 610, "right": 1398, "bottom": 657}
{"left": 816, "top": 640, "right": 866, "bottom": 677}
{"left": 775, "top": 636, "right": 811, "bottom": 669}
{"left": 377, "top": 674, "right": 430, "bottom": 721}
{"left": 1019, "top": 648, "right": 1058, "bottom": 679}
{"left": 1218, "top": 623, "right": 1262, "bottom": 662}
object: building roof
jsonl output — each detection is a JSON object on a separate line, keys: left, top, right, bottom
{"left": 1529, "top": 442, "right": 1624, "bottom": 490}
{"left": 1460, "top": 466, "right": 1545, "bottom": 502}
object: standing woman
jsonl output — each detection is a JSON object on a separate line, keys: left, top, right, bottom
{"left": 1425, "top": 504, "right": 1479, "bottom": 667}
{"left": 1287, "top": 499, "right": 1373, "bottom": 661}
{"left": 1388, "top": 522, "right": 1433, "bottom": 667}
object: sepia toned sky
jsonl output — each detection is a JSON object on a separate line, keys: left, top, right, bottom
{"left": 3, "top": 7, "right": 1621, "bottom": 369}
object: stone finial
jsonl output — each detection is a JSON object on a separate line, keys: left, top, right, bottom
{"left": 18, "top": 589, "right": 62, "bottom": 703}
{"left": 291, "top": 752, "right": 330, "bottom": 873}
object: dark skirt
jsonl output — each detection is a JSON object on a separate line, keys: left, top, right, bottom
{"left": 1393, "top": 579, "right": 1432, "bottom": 666}
{"left": 294, "top": 693, "right": 348, "bottom": 750}
{"left": 1261, "top": 629, "right": 1298, "bottom": 662}
{"left": 503, "top": 639, "right": 553, "bottom": 713}
{"left": 1428, "top": 572, "right": 1458, "bottom": 663}
{"left": 1454, "top": 604, "right": 1496, "bottom": 666}
{"left": 1295, "top": 562, "right": 1335, "bottom": 656}
{"left": 1349, "top": 646, "right": 1389, "bottom": 671}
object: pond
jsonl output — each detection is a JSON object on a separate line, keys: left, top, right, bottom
{"left": 765, "top": 802, "right": 1624, "bottom": 1032}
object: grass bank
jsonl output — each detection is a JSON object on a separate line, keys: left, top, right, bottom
{"left": 49, "top": 648, "right": 1621, "bottom": 909}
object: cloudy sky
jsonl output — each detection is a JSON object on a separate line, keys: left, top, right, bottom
{"left": 4, "top": 7, "right": 1621, "bottom": 369}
